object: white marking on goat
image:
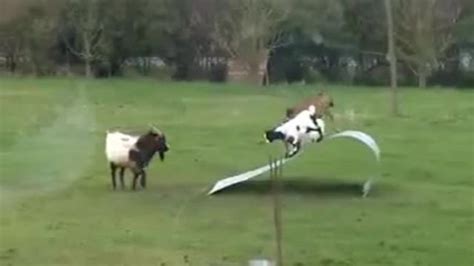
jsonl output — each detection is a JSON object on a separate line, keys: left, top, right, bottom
{"left": 105, "top": 131, "right": 139, "bottom": 167}
{"left": 270, "top": 105, "right": 325, "bottom": 154}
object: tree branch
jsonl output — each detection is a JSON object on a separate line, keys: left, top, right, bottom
{"left": 62, "top": 33, "right": 85, "bottom": 58}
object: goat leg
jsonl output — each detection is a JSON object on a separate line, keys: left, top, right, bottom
{"left": 109, "top": 163, "right": 117, "bottom": 190}
{"left": 140, "top": 170, "right": 147, "bottom": 189}
{"left": 132, "top": 171, "right": 140, "bottom": 190}
{"left": 119, "top": 167, "right": 125, "bottom": 190}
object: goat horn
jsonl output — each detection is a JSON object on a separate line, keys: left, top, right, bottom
{"left": 149, "top": 124, "right": 161, "bottom": 134}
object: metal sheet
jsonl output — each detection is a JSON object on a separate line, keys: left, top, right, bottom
{"left": 208, "top": 130, "right": 380, "bottom": 195}
{"left": 328, "top": 130, "right": 380, "bottom": 161}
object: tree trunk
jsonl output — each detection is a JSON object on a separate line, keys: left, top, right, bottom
{"left": 384, "top": 0, "right": 399, "bottom": 116}
{"left": 418, "top": 72, "right": 427, "bottom": 88}
{"left": 6, "top": 55, "right": 16, "bottom": 73}
{"left": 263, "top": 68, "right": 269, "bottom": 86}
{"left": 248, "top": 61, "right": 261, "bottom": 85}
{"left": 144, "top": 58, "right": 151, "bottom": 75}
{"left": 416, "top": 62, "right": 429, "bottom": 88}
{"left": 66, "top": 52, "right": 72, "bottom": 76}
{"left": 85, "top": 59, "right": 92, "bottom": 78}
{"left": 247, "top": 49, "right": 268, "bottom": 86}
{"left": 30, "top": 50, "right": 39, "bottom": 76}
{"left": 83, "top": 29, "right": 93, "bottom": 78}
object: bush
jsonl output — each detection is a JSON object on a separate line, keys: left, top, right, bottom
{"left": 430, "top": 69, "right": 474, "bottom": 88}
{"left": 209, "top": 63, "right": 227, "bottom": 82}
{"left": 303, "top": 67, "right": 327, "bottom": 84}
{"left": 354, "top": 64, "right": 410, "bottom": 86}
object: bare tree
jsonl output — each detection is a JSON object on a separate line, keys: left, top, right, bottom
{"left": 26, "top": 2, "right": 63, "bottom": 75}
{"left": 62, "top": 0, "right": 104, "bottom": 77}
{"left": 384, "top": 0, "right": 399, "bottom": 115}
{"left": 0, "top": 24, "right": 23, "bottom": 73}
{"left": 213, "top": 0, "right": 290, "bottom": 85}
{"left": 393, "top": 0, "right": 462, "bottom": 87}
{"left": 0, "top": 0, "right": 31, "bottom": 73}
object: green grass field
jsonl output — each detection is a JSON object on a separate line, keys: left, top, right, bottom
{"left": 0, "top": 78, "right": 473, "bottom": 266}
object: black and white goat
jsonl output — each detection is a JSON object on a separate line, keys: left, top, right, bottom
{"left": 264, "top": 105, "right": 325, "bottom": 158}
{"left": 105, "top": 128, "right": 169, "bottom": 190}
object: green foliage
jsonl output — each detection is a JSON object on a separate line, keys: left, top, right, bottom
{"left": 303, "top": 67, "right": 327, "bottom": 84}
{"left": 455, "top": 0, "right": 474, "bottom": 43}
{"left": 99, "top": 0, "right": 170, "bottom": 75}
{"left": 341, "top": 0, "right": 386, "bottom": 52}
{"left": 0, "top": 0, "right": 473, "bottom": 86}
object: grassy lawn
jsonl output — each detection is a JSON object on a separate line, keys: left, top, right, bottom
{"left": 0, "top": 78, "right": 473, "bottom": 266}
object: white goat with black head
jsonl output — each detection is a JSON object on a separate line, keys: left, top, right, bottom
{"left": 264, "top": 105, "right": 325, "bottom": 158}
{"left": 105, "top": 127, "right": 169, "bottom": 190}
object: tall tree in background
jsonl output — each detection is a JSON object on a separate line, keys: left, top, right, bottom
{"left": 0, "top": 0, "right": 62, "bottom": 75}
{"left": 214, "top": 0, "right": 290, "bottom": 85}
{"left": 99, "top": 0, "right": 169, "bottom": 76}
{"left": 393, "top": 0, "right": 462, "bottom": 87}
{"left": 0, "top": 0, "right": 472, "bottom": 85}
{"left": 163, "top": 0, "right": 228, "bottom": 80}
{"left": 286, "top": 0, "right": 348, "bottom": 81}
{"left": 0, "top": 19, "right": 25, "bottom": 73}
{"left": 384, "top": 0, "right": 399, "bottom": 115}
{"left": 61, "top": 0, "right": 105, "bottom": 77}
{"left": 24, "top": 1, "right": 63, "bottom": 75}
{"left": 0, "top": 0, "right": 32, "bottom": 73}
{"left": 342, "top": 0, "right": 386, "bottom": 72}
{"left": 454, "top": 0, "right": 474, "bottom": 43}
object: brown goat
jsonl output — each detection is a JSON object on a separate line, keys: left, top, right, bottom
{"left": 285, "top": 91, "right": 338, "bottom": 132}
{"left": 107, "top": 129, "right": 169, "bottom": 190}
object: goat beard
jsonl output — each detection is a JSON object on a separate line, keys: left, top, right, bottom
{"left": 159, "top": 151, "right": 165, "bottom": 161}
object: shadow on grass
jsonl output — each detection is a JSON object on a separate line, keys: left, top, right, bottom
{"left": 211, "top": 177, "right": 393, "bottom": 198}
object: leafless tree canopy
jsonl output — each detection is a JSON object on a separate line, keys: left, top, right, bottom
{"left": 393, "top": 0, "right": 463, "bottom": 87}
{"left": 0, "top": 0, "right": 472, "bottom": 87}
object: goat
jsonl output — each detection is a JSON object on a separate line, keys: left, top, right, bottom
{"left": 105, "top": 128, "right": 169, "bottom": 190}
{"left": 285, "top": 91, "right": 337, "bottom": 132}
{"left": 265, "top": 105, "right": 325, "bottom": 157}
